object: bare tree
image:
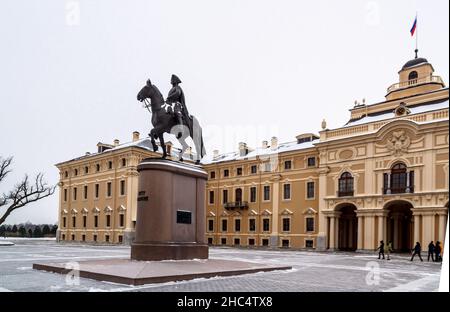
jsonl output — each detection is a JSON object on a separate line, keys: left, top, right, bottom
{"left": 0, "top": 156, "right": 56, "bottom": 226}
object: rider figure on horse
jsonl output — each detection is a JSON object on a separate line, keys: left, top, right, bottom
{"left": 165, "top": 74, "right": 192, "bottom": 137}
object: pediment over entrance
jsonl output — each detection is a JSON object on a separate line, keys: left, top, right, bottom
{"left": 303, "top": 207, "right": 317, "bottom": 215}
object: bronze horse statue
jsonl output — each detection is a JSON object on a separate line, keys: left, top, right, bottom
{"left": 137, "top": 79, "right": 206, "bottom": 164}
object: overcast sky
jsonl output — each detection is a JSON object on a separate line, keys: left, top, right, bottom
{"left": 0, "top": 0, "right": 448, "bottom": 225}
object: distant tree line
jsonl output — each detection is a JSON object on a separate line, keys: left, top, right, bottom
{"left": 0, "top": 222, "right": 57, "bottom": 238}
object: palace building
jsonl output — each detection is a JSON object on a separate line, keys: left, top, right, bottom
{"left": 56, "top": 131, "right": 187, "bottom": 244}
{"left": 56, "top": 53, "right": 449, "bottom": 251}
{"left": 202, "top": 54, "right": 449, "bottom": 251}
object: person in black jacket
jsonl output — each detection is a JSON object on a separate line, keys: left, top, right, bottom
{"left": 410, "top": 242, "right": 423, "bottom": 262}
{"left": 435, "top": 241, "right": 442, "bottom": 263}
{"left": 427, "top": 241, "right": 435, "bottom": 262}
{"left": 377, "top": 240, "right": 385, "bottom": 260}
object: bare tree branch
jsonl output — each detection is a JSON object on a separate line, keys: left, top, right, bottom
{"left": 0, "top": 156, "right": 13, "bottom": 183}
{"left": 0, "top": 157, "right": 56, "bottom": 226}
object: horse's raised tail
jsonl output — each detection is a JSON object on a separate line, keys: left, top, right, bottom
{"left": 191, "top": 116, "right": 206, "bottom": 162}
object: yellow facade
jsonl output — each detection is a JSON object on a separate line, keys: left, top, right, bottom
{"left": 57, "top": 55, "right": 449, "bottom": 251}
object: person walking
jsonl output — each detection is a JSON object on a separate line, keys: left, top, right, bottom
{"left": 427, "top": 241, "right": 435, "bottom": 262}
{"left": 377, "top": 240, "right": 385, "bottom": 260}
{"left": 435, "top": 241, "right": 442, "bottom": 263}
{"left": 410, "top": 242, "right": 423, "bottom": 262}
{"left": 385, "top": 241, "right": 393, "bottom": 260}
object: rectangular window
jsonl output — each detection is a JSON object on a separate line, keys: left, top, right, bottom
{"left": 122, "top": 158, "right": 127, "bottom": 167}
{"left": 95, "top": 184, "right": 99, "bottom": 198}
{"left": 73, "top": 188, "right": 77, "bottom": 201}
{"left": 283, "top": 184, "right": 291, "bottom": 200}
{"left": 249, "top": 219, "right": 256, "bottom": 232}
{"left": 251, "top": 165, "right": 257, "bottom": 174}
{"left": 284, "top": 160, "right": 292, "bottom": 170}
{"left": 72, "top": 216, "right": 76, "bottom": 227}
{"left": 305, "top": 240, "right": 314, "bottom": 248}
{"left": 221, "top": 238, "right": 227, "bottom": 245}
{"left": 106, "top": 215, "right": 111, "bottom": 227}
{"left": 248, "top": 239, "right": 255, "bottom": 246}
{"left": 223, "top": 190, "right": 228, "bottom": 204}
{"left": 263, "top": 186, "right": 270, "bottom": 201}
{"left": 94, "top": 216, "right": 98, "bottom": 228}
{"left": 83, "top": 216, "right": 87, "bottom": 228}
{"left": 306, "top": 217, "right": 315, "bottom": 232}
{"left": 307, "top": 157, "right": 316, "bottom": 167}
{"left": 118, "top": 235, "right": 123, "bottom": 243}
{"left": 64, "top": 189, "right": 67, "bottom": 202}
{"left": 282, "top": 239, "right": 290, "bottom": 248}
{"left": 108, "top": 161, "right": 113, "bottom": 169}
{"left": 209, "top": 191, "right": 215, "bottom": 204}
{"left": 208, "top": 219, "right": 214, "bottom": 232}
{"left": 210, "top": 171, "right": 216, "bottom": 179}
{"left": 105, "top": 235, "right": 110, "bottom": 243}
{"left": 224, "top": 169, "right": 229, "bottom": 177}
{"left": 235, "top": 219, "right": 241, "bottom": 232}
{"left": 71, "top": 234, "right": 75, "bottom": 241}
{"left": 83, "top": 185, "right": 88, "bottom": 200}
{"left": 263, "top": 218, "right": 270, "bottom": 232}
{"left": 307, "top": 182, "right": 315, "bottom": 199}
{"left": 120, "top": 180, "right": 126, "bottom": 196}
{"left": 63, "top": 217, "right": 66, "bottom": 228}
{"left": 222, "top": 219, "right": 228, "bottom": 232}
{"left": 234, "top": 238, "right": 240, "bottom": 246}
{"left": 82, "top": 235, "right": 86, "bottom": 242}
{"left": 107, "top": 182, "right": 112, "bottom": 197}
{"left": 84, "top": 166, "right": 89, "bottom": 174}
{"left": 93, "top": 235, "right": 97, "bottom": 242}
{"left": 262, "top": 239, "right": 269, "bottom": 246}
{"left": 237, "top": 167, "right": 242, "bottom": 176}
{"left": 119, "top": 214, "right": 125, "bottom": 227}
{"left": 208, "top": 237, "right": 213, "bottom": 245}
{"left": 282, "top": 218, "right": 290, "bottom": 232}
{"left": 96, "top": 164, "right": 100, "bottom": 172}
{"left": 250, "top": 187, "right": 257, "bottom": 203}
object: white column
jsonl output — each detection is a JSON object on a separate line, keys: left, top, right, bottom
{"left": 364, "top": 215, "right": 376, "bottom": 250}
{"left": 422, "top": 213, "right": 434, "bottom": 247}
{"left": 438, "top": 213, "right": 448, "bottom": 242}
{"left": 357, "top": 216, "right": 364, "bottom": 250}
{"left": 329, "top": 216, "right": 336, "bottom": 249}
{"left": 413, "top": 214, "right": 421, "bottom": 246}
{"left": 378, "top": 215, "right": 386, "bottom": 243}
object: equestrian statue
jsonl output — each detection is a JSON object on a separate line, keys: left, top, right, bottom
{"left": 137, "top": 75, "right": 206, "bottom": 164}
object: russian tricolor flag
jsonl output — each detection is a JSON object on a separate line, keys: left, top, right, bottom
{"left": 410, "top": 16, "right": 417, "bottom": 36}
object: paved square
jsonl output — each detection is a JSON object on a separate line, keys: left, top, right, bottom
{"left": 0, "top": 239, "right": 443, "bottom": 292}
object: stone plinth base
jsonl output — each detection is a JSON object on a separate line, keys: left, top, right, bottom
{"left": 33, "top": 258, "right": 291, "bottom": 286}
{"left": 131, "top": 242, "right": 208, "bottom": 261}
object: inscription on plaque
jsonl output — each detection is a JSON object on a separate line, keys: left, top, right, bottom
{"left": 137, "top": 191, "right": 148, "bottom": 202}
{"left": 177, "top": 210, "right": 192, "bottom": 224}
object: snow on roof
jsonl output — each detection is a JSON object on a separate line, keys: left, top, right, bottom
{"left": 202, "top": 139, "right": 318, "bottom": 165}
{"left": 58, "top": 133, "right": 196, "bottom": 165}
{"left": 344, "top": 99, "right": 449, "bottom": 128}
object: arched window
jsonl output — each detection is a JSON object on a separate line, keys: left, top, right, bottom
{"left": 235, "top": 188, "right": 242, "bottom": 203}
{"left": 338, "top": 172, "right": 354, "bottom": 197}
{"left": 408, "top": 71, "right": 418, "bottom": 85}
{"left": 389, "top": 163, "right": 413, "bottom": 194}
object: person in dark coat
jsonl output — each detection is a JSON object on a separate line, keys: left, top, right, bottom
{"left": 435, "top": 241, "right": 442, "bottom": 263}
{"left": 166, "top": 74, "right": 191, "bottom": 137}
{"left": 410, "top": 242, "right": 423, "bottom": 262}
{"left": 377, "top": 240, "right": 385, "bottom": 260}
{"left": 427, "top": 241, "right": 435, "bottom": 262}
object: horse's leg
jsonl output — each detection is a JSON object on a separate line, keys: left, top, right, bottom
{"left": 158, "top": 133, "right": 167, "bottom": 159}
{"left": 178, "top": 138, "right": 189, "bottom": 162}
{"left": 149, "top": 129, "right": 158, "bottom": 152}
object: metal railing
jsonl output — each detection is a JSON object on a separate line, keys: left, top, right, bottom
{"left": 387, "top": 75, "right": 444, "bottom": 93}
{"left": 224, "top": 201, "right": 249, "bottom": 210}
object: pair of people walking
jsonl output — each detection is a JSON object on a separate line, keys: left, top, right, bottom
{"left": 427, "top": 241, "right": 443, "bottom": 262}
{"left": 377, "top": 240, "right": 393, "bottom": 260}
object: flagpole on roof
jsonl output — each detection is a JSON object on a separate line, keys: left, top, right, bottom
{"left": 415, "top": 12, "right": 419, "bottom": 59}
